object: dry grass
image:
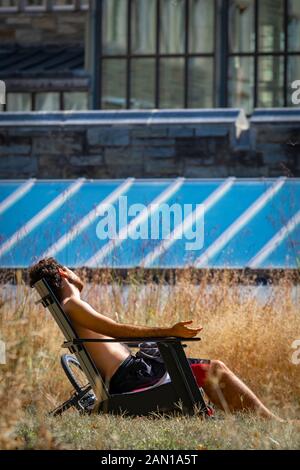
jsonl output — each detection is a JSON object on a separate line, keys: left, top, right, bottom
{"left": 0, "top": 270, "right": 299, "bottom": 449}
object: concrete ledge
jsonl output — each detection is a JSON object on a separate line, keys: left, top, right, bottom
{"left": 251, "top": 108, "right": 300, "bottom": 123}
{"left": 0, "top": 108, "right": 246, "bottom": 127}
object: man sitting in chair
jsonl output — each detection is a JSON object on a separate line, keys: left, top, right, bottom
{"left": 29, "top": 257, "right": 283, "bottom": 421}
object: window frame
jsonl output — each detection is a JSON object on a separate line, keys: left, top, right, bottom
{"left": 95, "top": 0, "right": 217, "bottom": 110}
{"left": 2, "top": 89, "right": 89, "bottom": 112}
{"left": 224, "top": 0, "right": 300, "bottom": 111}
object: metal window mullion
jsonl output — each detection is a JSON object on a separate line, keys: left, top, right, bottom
{"left": 32, "top": 92, "right": 35, "bottom": 111}
{"left": 284, "top": 0, "right": 288, "bottom": 107}
{"left": 228, "top": 51, "right": 294, "bottom": 57}
{"left": 155, "top": 0, "right": 160, "bottom": 108}
{"left": 60, "top": 91, "right": 64, "bottom": 111}
{"left": 216, "top": 0, "right": 228, "bottom": 107}
{"left": 91, "top": 0, "right": 102, "bottom": 109}
{"left": 101, "top": 52, "right": 214, "bottom": 59}
{"left": 212, "top": 0, "right": 218, "bottom": 108}
{"left": 19, "top": 0, "right": 26, "bottom": 11}
{"left": 126, "top": 0, "right": 131, "bottom": 109}
{"left": 74, "top": 0, "right": 81, "bottom": 10}
{"left": 254, "top": 0, "right": 259, "bottom": 109}
{"left": 184, "top": 0, "right": 189, "bottom": 108}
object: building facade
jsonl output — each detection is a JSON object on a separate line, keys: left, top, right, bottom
{"left": 0, "top": 0, "right": 300, "bottom": 114}
{"left": 0, "top": 0, "right": 89, "bottom": 112}
{"left": 91, "top": 0, "right": 300, "bottom": 113}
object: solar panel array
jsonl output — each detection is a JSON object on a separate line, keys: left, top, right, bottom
{"left": 0, "top": 178, "right": 299, "bottom": 269}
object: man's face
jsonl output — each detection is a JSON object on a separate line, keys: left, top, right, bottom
{"left": 60, "top": 266, "right": 84, "bottom": 292}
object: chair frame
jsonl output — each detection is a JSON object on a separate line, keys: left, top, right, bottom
{"left": 33, "top": 278, "right": 210, "bottom": 417}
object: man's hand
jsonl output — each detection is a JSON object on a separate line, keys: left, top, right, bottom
{"left": 169, "top": 320, "right": 202, "bottom": 338}
{"left": 59, "top": 266, "right": 84, "bottom": 292}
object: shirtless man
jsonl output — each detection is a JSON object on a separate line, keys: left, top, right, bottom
{"left": 29, "top": 257, "right": 282, "bottom": 421}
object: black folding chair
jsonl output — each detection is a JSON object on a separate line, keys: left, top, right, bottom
{"left": 33, "top": 278, "right": 211, "bottom": 417}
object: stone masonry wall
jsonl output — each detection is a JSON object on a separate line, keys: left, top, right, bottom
{"left": 0, "top": 109, "right": 299, "bottom": 179}
{"left": 0, "top": 10, "right": 87, "bottom": 45}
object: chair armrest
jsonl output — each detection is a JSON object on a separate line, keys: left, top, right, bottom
{"left": 62, "top": 337, "right": 200, "bottom": 349}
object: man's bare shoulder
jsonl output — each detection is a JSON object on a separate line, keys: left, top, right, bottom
{"left": 61, "top": 295, "right": 117, "bottom": 334}
{"left": 62, "top": 295, "right": 87, "bottom": 314}
{"left": 62, "top": 296, "right": 101, "bottom": 317}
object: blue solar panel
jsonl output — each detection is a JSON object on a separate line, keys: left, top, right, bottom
{"left": 63, "top": 181, "right": 171, "bottom": 267}
{"left": 0, "top": 178, "right": 299, "bottom": 269}
{"left": 261, "top": 224, "right": 300, "bottom": 268}
{"left": 210, "top": 180, "right": 300, "bottom": 268}
{"left": 150, "top": 180, "right": 274, "bottom": 268}
{"left": 0, "top": 181, "right": 23, "bottom": 203}
{"left": 107, "top": 180, "right": 219, "bottom": 268}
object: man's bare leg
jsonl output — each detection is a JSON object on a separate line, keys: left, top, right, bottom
{"left": 202, "top": 360, "right": 283, "bottom": 421}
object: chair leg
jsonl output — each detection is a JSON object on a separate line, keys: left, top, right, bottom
{"left": 49, "top": 386, "right": 96, "bottom": 417}
{"left": 49, "top": 393, "right": 79, "bottom": 417}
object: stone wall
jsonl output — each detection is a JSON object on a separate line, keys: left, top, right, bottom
{"left": 0, "top": 109, "right": 299, "bottom": 179}
{"left": 0, "top": 10, "right": 87, "bottom": 45}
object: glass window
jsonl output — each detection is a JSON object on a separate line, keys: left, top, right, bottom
{"left": 160, "top": 0, "right": 185, "bottom": 54}
{"left": 102, "top": 0, "right": 127, "bottom": 55}
{"left": 226, "top": 0, "right": 297, "bottom": 111}
{"left": 160, "top": 58, "right": 184, "bottom": 108}
{"left": 130, "top": 59, "right": 155, "bottom": 109}
{"left": 189, "top": 0, "right": 215, "bottom": 53}
{"left": 188, "top": 57, "right": 214, "bottom": 108}
{"left": 0, "top": 0, "right": 18, "bottom": 7}
{"left": 228, "top": 56, "right": 254, "bottom": 114}
{"left": 63, "top": 92, "right": 88, "bottom": 110}
{"left": 52, "top": 0, "right": 75, "bottom": 7}
{"left": 288, "top": 0, "right": 300, "bottom": 51}
{"left": 257, "top": 56, "right": 284, "bottom": 107}
{"left": 80, "top": 0, "right": 89, "bottom": 8}
{"left": 25, "top": 0, "right": 46, "bottom": 7}
{"left": 228, "top": 0, "right": 255, "bottom": 53}
{"left": 97, "top": 0, "right": 216, "bottom": 110}
{"left": 6, "top": 93, "right": 32, "bottom": 111}
{"left": 258, "top": 0, "right": 284, "bottom": 52}
{"left": 131, "top": 0, "right": 156, "bottom": 54}
{"left": 35, "top": 92, "right": 60, "bottom": 111}
{"left": 0, "top": 80, "right": 5, "bottom": 106}
{"left": 53, "top": 0, "right": 75, "bottom": 10}
{"left": 287, "top": 56, "right": 300, "bottom": 106}
{"left": 102, "top": 59, "right": 127, "bottom": 109}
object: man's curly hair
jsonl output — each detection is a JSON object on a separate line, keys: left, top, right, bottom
{"left": 29, "top": 257, "right": 64, "bottom": 301}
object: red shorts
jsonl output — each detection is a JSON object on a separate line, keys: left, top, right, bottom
{"left": 188, "top": 358, "right": 211, "bottom": 388}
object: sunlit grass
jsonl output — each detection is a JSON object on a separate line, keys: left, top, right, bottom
{"left": 0, "top": 270, "right": 299, "bottom": 449}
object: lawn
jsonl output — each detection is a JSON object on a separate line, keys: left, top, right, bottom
{"left": 0, "top": 270, "right": 299, "bottom": 450}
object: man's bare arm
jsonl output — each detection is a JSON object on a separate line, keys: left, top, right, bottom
{"left": 64, "top": 297, "right": 202, "bottom": 338}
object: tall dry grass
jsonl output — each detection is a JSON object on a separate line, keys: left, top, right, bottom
{"left": 0, "top": 270, "right": 299, "bottom": 449}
